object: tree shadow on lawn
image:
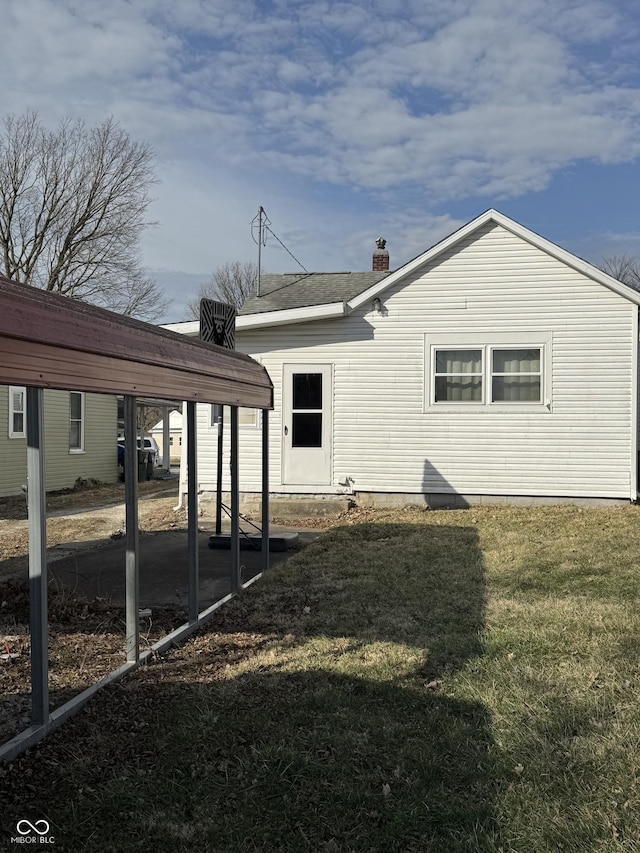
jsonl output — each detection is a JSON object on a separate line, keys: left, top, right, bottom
{"left": 0, "top": 522, "right": 506, "bottom": 852}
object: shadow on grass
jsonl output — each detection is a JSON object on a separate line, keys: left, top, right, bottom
{"left": 0, "top": 522, "right": 505, "bottom": 852}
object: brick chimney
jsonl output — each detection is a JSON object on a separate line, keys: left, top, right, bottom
{"left": 372, "top": 237, "right": 389, "bottom": 271}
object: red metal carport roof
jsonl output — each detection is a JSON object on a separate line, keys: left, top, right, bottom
{"left": 0, "top": 275, "right": 273, "bottom": 408}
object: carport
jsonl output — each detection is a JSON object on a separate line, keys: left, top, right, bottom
{"left": 0, "top": 275, "right": 273, "bottom": 761}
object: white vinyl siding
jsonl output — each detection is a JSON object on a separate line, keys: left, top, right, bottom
{"left": 193, "top": 221, "right": 637, "bottom": 500}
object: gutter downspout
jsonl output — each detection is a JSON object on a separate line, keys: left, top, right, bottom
{"left": 174, "top": 400, "right": 188, "bottom": 511}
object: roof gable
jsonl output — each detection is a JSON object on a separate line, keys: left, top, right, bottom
{"left": 347, "top": 209, "right": 640, "bottom": 311}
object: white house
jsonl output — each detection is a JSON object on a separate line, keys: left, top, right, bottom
{"left": 167, "top": 209, "right": 640, "bottom": 506}
{"left": 150, "top": 409, "right": 183, "bottom": 461}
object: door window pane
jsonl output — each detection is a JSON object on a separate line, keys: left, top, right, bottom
{"left": 293, "top": 373, "right": 322, "bottom": 410}
{"left": 292, "top": 412, "right": 322, "bottom": 447}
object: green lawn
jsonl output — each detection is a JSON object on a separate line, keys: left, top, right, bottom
{"left": 2, "top": 505, "right": 640, "bottom": 852}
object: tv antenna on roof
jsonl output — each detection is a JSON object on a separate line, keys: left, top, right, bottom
{"left": 250, "top": 206, "right": 270, "bottom": 297}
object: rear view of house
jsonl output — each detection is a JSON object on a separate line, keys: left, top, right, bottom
{"left": 169, "top": 209, "right": 640, "bottom": 506}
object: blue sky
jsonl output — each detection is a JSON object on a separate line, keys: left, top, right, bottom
{"left": 3, "top": 0, "right": 640, "bottom": 321}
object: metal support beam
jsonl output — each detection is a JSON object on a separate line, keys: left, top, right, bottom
{"left": 124, "top": 396, "right": 139, "bottom": 663}
{"left": 230, "top": 405, "right": 240, "bottom": 593}
{"left": 26, "top": 386, "right": 48, "bottom": 726}
{"left": 262, "top": 409, "right": 269, "bottom": 573}
{"left": 162, "top": 407, "right": 171, "bottom": 470}
{"left": 186, "top": 401, "right": 199, "bottom": 621}
{"left": 215, "top": 407, "right": 224, "bottom": 536}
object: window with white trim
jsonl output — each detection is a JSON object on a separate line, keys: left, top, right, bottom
{"left": 434, "top": 349, "right": 483, "bottom": 403}
{"left": 491, "top": 348, "right": 541, "bottom": 402}
{"left": 8, "top": 386, "right": 26, "bottom": 438}
{"left": 211, "top": 404, "right": 261, "bottom": 429}
{"left": 426, "top": 335, "right": 549, "bottom": 410}
{"left": 69, "top": 391, "right": 85, "bottom": 452}
{"left": 239, "top": 407, "right": 261, "bottom": 429}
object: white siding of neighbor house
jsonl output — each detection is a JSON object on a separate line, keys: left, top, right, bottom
{"left": 0, "top": 388, "right": 118, "bottom": 496}
{"left": 194, "top": 221, "right": 638, "bottom": 501}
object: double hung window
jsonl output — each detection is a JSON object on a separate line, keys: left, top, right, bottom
{"left": 427, "top": 336, "right": 548, "bottom": 409}
{"left": 8, "top": 386, "right": 26, "bottom": 438}
{"left": 210, "top": 404, "right": 261, "bottom": 429}
{"left": 69, "top": 392, "right": 85, "bottom": 452}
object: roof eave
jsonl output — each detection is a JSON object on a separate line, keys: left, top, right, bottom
{"left": 237, "top": 301, "right": 346, "bottom": 329}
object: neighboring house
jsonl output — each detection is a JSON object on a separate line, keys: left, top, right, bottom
{"left": 150, "top": 409, "right": 183, "bottom": 461}
{"left": 0, "top": 387, "right": 118, "bottom": 497}
{"left": 166, "top": 209, "right": 640, "bottom": 506}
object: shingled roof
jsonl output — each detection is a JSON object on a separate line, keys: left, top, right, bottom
{"left": 240, "top": 271, "right": 392, "bottom": 315}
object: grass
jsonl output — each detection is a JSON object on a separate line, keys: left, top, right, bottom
{"left": 2, "top": 504, "right": 640, "bottom": 851}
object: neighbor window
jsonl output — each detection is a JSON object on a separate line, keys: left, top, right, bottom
{"left": 239, "top": 407, "right": 260, "bottom": 428}
{"left": 8, "top": 386, "right": 26, "bottom": 438}
{"left": 211, "top": 405, "right": 261, "bottom": 429}
{"left": 69, "top": 391, "right": 85, "bottom": 452}
{"left": 427, "top": 336, "right": 548, "bottom": 409}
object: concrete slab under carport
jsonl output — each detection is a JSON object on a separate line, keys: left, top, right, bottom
{"left": 47, "top": 523, "right": 318, "bottom": 610}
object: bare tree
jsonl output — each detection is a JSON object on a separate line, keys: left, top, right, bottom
{"left": 599, "top": 255, "right": 640, "bottom": 293}
{"left": 0, "top": 111, "right": 167, "bottom": 321}
{"left": 187, "top": 260, "right": 258, "bottom": 318}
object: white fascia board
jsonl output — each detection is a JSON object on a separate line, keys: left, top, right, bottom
{"left": 162, "top": 321, "right": 199, "bottom": 336}
{"left": 162, "top": 302, "right": 346, "bottom": 336}
{"left": 347, "top": 208, "right": 640, "bottom": 311}
{"left": 236, "top": 301, "right": 346, "bottom": 329}
{"left": 489, "top": 210, "right": 640, "bottom": 305}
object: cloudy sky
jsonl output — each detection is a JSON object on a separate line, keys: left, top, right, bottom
{"left": 4, "top": 0, "right": 640, "bottom": 321}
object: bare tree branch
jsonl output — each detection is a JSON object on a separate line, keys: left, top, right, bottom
{"left": 186, "top": 260, "right": 258, "bottom": 319}
{"left": 599, "top": 255, "right": 640, "bottom": 292}
{"left": 0, "top": 111, "right": 165, "bottom": 320}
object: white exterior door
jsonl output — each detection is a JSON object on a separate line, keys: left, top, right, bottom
{"left": 282, "top": 364, "right": 332, "bottom": 485}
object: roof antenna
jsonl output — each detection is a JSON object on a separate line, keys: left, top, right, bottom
{"left": 251, "top": 206, "right": 270, "bottom": 297}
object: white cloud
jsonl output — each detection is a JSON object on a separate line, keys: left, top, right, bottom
{"left": 1, "top": 0, "right": 640, "bottom": 317}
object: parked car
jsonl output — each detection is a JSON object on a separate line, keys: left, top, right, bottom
{"left": 117, "top": 436, "right": 160, "bottom": 467}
